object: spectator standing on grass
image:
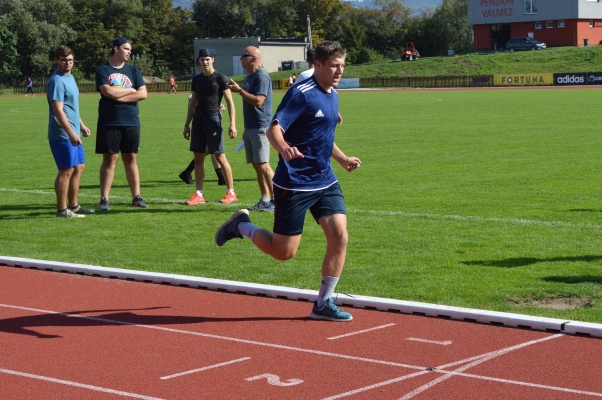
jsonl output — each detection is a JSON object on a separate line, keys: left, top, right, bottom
{"left": 169, "top": 75, "right": 177, "bottom": 94}
{"left": 183, "top": 48, "right": 237, "bottom": 205}
{"left": 227, "top": 46, "right": 275, "bottom": 212}
{"left": 47, "top": 45, "right": 94, "bottom": 218}
{"left": 179, "top": 93, "right": 227, "bottom": 186}
{"left": 215, "top": 41, "right": 361, "bottom": 322}
{"left": 95, "top": 37, "right": 148, "bottom": 211}
{"left": 25, "top": 77, "right": 34, "bottom": 96}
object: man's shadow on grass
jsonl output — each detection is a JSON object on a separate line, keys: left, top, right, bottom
{"left": 543, "top": 275, "right": 602, "bottom": 285}
{"left": 0, "top": 306, "right": 308, "bottom": 339}
{"left": 461, "top": 255, "right": 602, "bottom": 268}
{"left": 0, "top": 205, "right": 212, "bottom": 220}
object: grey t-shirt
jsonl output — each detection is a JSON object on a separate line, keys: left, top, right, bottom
{"left": 242, "top": 68, "right": 272, "bottom": 128}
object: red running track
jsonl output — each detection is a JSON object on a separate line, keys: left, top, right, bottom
{"left": 1, "top": 265, "right": 601, "bottom": 400}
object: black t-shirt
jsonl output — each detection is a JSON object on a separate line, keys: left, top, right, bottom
{"left": 191, "top": 71, "right": 228, "bottom": 114}
{"left": 96, "top": 63, "right": 145, "bottom": 126}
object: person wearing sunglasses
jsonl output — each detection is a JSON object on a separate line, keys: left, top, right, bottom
{"left": 47, "top": 45, "right": 94, "bottom": 218}
{"left": 227, "top": 47, "right": 275, "bottom": 212}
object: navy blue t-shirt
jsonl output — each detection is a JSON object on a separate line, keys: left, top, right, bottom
{"left": 242, "top": 68, "right": 272, "bottom": 128}
{"left": 272, "top": 76, "right": 339, "bottom": 191}
{"left": 96, "top": 63, "right": 145, "bottom": 126}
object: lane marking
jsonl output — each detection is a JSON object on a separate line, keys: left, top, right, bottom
{"left": 398, "top": 334, "right": 566, "bottom": 400}
{"left": 160, "top": 357, "right": 251, "bottom": 380}
{"left": 245, "top": 373, "right": 303, "bottom": 386}
{"left": 0, "top": 368, "right": 164, "bottom": 400}
{"left": 328, "top": 323, "right": 396, "bottom": 340}
{"left": 406, "top": 337, "right": 452, "bottom": 346}
{"left": 1, "top": 187, "right": 600, "bottom": 229}
{"left": 0, "top": 303, "right": 425, "bottom": 371}
{"left": 322, "top": 370, "right": 431, "bottom": 400}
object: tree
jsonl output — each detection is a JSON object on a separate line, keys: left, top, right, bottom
{"left": 432, "top": 0, "right": 472, "bottom": 54}
{"left": 0, "top": 18, "right": 19, "bottom": 84}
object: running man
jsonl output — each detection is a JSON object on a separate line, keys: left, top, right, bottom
{"left": 215, "top": 41, "right": 361, "bottom": 322}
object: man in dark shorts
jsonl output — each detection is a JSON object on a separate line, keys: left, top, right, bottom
{"left": 215, "top": 41, "right": 361, "bottom": 322}
{"left": 227, "top": 46, "right": 274, "bottom": 212}
{"left": 183, "top": 48, "right": 237, "bottom": 205}
{"left": 95, "top": 37, "right": 148, "bottom": 210}
{"left": 47, "top": 45, "right": 94, "bottom": 218}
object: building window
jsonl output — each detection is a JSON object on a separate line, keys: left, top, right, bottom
{"left": 587, "top": 0, "right": 599, "bottom": 2}
{"left": 524, "top": 0, "right": 537, "bottom": 14}
{"left": 558, "top": 20, "right": 565, "bottom": 28}
{"left": 535, "top": 22, "right": 542, "bottom": 29}
{"left": 546, "top": 21, "right": 553, "bottom": 28}
{"left": 591, "top": 20, "right": 595, "bottom": 28}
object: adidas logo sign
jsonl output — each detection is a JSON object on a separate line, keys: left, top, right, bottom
{"left": 315, "top": 110, "right": 324, "bottom": 118}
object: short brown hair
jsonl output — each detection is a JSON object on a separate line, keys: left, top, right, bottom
{"left": 314, "top": 41, "right": 346, "bottom": 65}
{"left": 54, "top": 45, "right": 73, "bottom": 60}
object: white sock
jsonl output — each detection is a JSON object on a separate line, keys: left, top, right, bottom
{"left": 261, "top": 196, "right": 270, "bottom": 202}
{"left": 238, "top": 222, "right": 258, "bottom": 242}
{"left": 228, "top": 189, "right": 235, "bottom": 194}
{"left": 196, "top": 190, "right": 203, "bottom": 196}
{"left": 317, "top": 276, "right": 339, "bottom": 307}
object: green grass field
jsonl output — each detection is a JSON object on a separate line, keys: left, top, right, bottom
{"left": 2, "top": 88, "right": 602, "bottom": 323}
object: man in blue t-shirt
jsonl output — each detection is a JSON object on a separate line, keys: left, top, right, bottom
{"left": 47, "top": 45, "right": 93, "bottom": 218}
{"left": 227, "top": 46, "right": 275, "bottom": 212}
{"left": 216, "top": 41, "right": 361, "bottom": 322}
{"left": 95, "top": 37, "right": 148, "bottom": 211}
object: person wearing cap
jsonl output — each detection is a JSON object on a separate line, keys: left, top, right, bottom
{"left": 95, "top": 37, "right": 148, "bottom": 211}
{"left": 183, "top": 48, "right": 237, "bottom": 205}
{"left": 227, "top": 46, "right": 274, "bottom": 212}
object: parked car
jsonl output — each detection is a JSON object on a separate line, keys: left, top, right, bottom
{"left": 506, "top": 37, "right": 546, "bottom": 52}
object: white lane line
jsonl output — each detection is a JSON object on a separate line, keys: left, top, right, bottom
{"left": 406, "top": 338, "right": 452, "bottom": 346}
{"left": 160, "top": 357, "right": 251, "bottom": 380}
{"left": 328, "top": 323, "right": 396, "bottom": 340}
{"left": 0, "top": 368, "right": 164, "bottom": 400}
{"left": 0, "top": 303, "right": 425, "bottom": 371}
{"left": 398, "top": 334, "right": 565, "bottom": 400}
{"left": 2, "top": 187, "right": 600, "bottom": 229}
{"left": 322, "top": 370, "right": 431, "bottom": 400}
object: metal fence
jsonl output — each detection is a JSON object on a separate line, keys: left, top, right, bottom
{"left": 4, "top": 75, "right": 493, "bottom": 94}
{"left": 360, "top": 75, "right": 493, "bottom": 88}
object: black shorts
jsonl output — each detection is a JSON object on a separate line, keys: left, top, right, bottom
{"left": 190, "top": 112, "right": 224, "bottom": 154}
{"left": 272, "top": 182, "right": 346, "bottom": 236}
{"left": 95, "top": 126, "right": 140, "bottom": 154}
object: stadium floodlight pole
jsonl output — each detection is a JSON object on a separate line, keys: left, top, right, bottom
{"left": 307, "top": 15, "right": 312, "bottom": 49}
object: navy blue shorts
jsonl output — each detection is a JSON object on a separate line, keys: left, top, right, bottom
{"left": 49, "top": 140, "right": 85, "bottom": 170}
{"left": 95, "top": 126, "right": 140, "bottom": 154}
{"left": 273, "top": 182, "right": 346, "bottom": 236}
{"left": 191, "top": 112, "right": 224, "bottom": 154}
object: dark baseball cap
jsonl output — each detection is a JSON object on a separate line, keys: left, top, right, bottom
{"left": 198, "top": 48, "right": 215, "bottom": 57}
{"left": 112, "top": 37, "right": 130, "bottom": 48}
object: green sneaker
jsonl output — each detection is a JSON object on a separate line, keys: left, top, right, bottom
{"left": 310, "top": 298, "right": 353, "bottom": 322}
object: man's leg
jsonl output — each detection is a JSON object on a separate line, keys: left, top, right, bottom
{"left": 67, "top": 163, "right": 85, "bottom": 207}
{"left": 211, "top": 154, "right": 226, "bottom": 185}
{"left": 193, "top": 152, "right": 207, "bottom": 192}
{"left": 214, "top": 153, "right": 233, "bottom": 190}
{"left": 55, "top": 167, "right": 74, "bottom": 210}
{"left": 252, "top": 162, "right": 274, "bottom": 199}
{"left": 100, "top": 153, "right": 119, "bottom": 199}
{"left": 121, "top": 152, "right": 141, "bottom": 197}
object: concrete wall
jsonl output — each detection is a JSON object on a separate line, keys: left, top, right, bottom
{"left": 193, "top": 37, "right": 307, "bottom": 77}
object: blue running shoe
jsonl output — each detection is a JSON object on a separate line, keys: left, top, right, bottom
{"left": 310, "top": 298, "right": 353, "bottom": 322}
{"left": 215, "top": 209, "right": 251, "bottom": 246}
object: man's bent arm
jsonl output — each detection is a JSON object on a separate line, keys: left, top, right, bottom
{"left": 99, "top": 84, "right": 136, "bottom": 100}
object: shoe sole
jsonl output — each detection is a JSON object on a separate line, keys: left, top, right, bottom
{"left": 215, "top": 209, "right": 249, "bottom": 246}
{"left": 220, "top": 200, "right": 237, "bottom": 204}
{"left": 309, "top": 311, "right": 353, "bottom": 322}
{"left": 186, "top": 201, "right": 206, "bottom": 205}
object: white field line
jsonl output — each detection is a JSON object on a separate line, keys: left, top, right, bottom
{"left": 405, "top": 338, "right": 452, "bottom": 346}
{"left": 160, "top": 357, "right": 251, "bottom": 380}
{"left": 0, "top": 368, "right": 164, "bottom": 400}
{"left": 1, "top": 187, "right": 599, "bottom": 229}
{"left": 0, "top": 303, "right": 425, "bottom": 371}
{"left": 398, "top": 334, "right": 566, "bottom": 400}
{"left": 328, "top": 323, "right": 396, "bottom": 340}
